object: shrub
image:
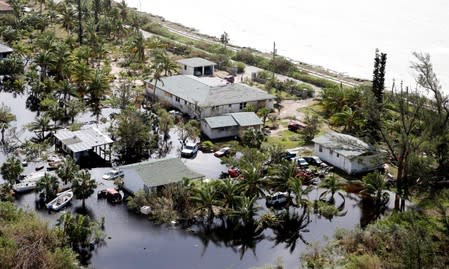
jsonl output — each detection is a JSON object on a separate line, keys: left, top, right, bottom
{"left": 200, "top": 140, "right": 215, "bottom": 152}
{"left": 235, "top": 61, "right": 246, "bottom": 74}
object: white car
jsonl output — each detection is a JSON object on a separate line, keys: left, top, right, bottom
{"left": 181, "top": 142, "right": 199, "bottom": 157}
{"left": 102, "top": 169, "right": 124, "bottom": 180}
{"left": 266, "top": 192, "right": 289, "bottom": 206}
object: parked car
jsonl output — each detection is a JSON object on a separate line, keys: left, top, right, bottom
{"left": 303, "top": 156, "right": 325, "bottom": 166}
{"left": 102, "top": 168, "right": 124, "bottom": 180}
{"left": 281, "top": 151, "right": 297, "bottom": 161}
{"left": 288, "top": 120, "right": 307, "bottom": 132}
{"left": 293, "top": 157, "right": 309, "bottom": 168}
{"left": 214, "top": 147, "right": 231, "bottom": 157}
{"left": 97, "top": 188, "right": 123, "bottom": 204}
{"left": 266, "top": 192, "right": 289, "bottom": 206}
{"left": 181, "top": 142, "right": 199, "bottom": 157}
{"left": 228, "top": 167, "right": 240, "bottom": 178}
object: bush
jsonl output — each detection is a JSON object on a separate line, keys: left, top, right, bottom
{"left": 235, "top": 62, "right": 246, "bottom": 74}
{"left": 200, "top": 140, "right": 215, "bottom": 152}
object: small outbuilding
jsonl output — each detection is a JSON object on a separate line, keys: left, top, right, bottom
{"left": 54, "top": 127, "right": 113, "bottom": 164}
{"left": 0, "top": 1, "right": 13, "bottom": 15}
{"left": 312, "top": 132, "right": 386, "bottom": 175}
{"left": 120, "top": 157, "right": 204, "bottom": 194}
{"left": 177, "top": 57, "right": 215, "bottom": 77}
{"left": 201, "top": 112, "right": 263, "bottom": 139}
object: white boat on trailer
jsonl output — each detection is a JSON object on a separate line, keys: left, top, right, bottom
{"left": 46, "top": 190, "right": 73, "bottom": 211}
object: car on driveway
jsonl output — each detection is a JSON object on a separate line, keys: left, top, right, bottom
{"left": 288, "top": 120, "right": 307, "bottom": 132}
{"left": 293, "top": 157, "right": 309, "bottom": 168}
{"left": 181, "top": 142, "right": 199, "bottom": 157}
{"left": 214, "top": 147, "right": 231, "bottom": 157}
{"left": 102, "top": 168, "right": 124, "bottom": 180}
{"left": 303, "top": 156, "right": 326, "bottom": 167}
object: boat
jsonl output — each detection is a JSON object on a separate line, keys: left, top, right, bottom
{"left": 12, "top": 171, "right": 47, "bottom": 193}
{"left": 12, "top": 181, "right": 37, "bottom": 193}
{"left": 46, "top": 190, "right": 73, "bottom": 211}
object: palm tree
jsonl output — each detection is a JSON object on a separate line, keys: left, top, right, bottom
{"left": 28, "top": 113, "right": 52, "bottom": 141}
{"left": 87, "top": 68, "right": 109, "bottom": 121}
{"left": 271, "top": 160, "right": 298, "bottom": 197}
{"left": 149, "top": 64, "right": 164, "bottom": 103}
{"left": 241, "top": 127, "right": 265, "bottom": 148}
{"left": 71, "top": 60, "right": 93, "bottom": 99}
{"left": 319, "top": 173, "right": 345, "bottom": 204}
{"left": 129, "top": 31, "right": 145, "bottom": 63}
{"left": 216, "top": 179, "right": 243, "bottom": 211}
{"left": 57, "top": 157, "right": 79, "bottom": 185}
{"left": 231, "top": 196, "right": 259, "bottom": 226}
{"left": 72, "top": 169, "right": 97, "bottom": 210}
{"left": 330, "top": 105, "right": 363, "bottom": 133}
{"left": 257, "top": 107, "right": 271, "bottom": 127}
{"left": 0, "top": 104, "right": 16, "bottom": 144}
{"left": 238, "top": 163, "right": 265, "bottom": 198}
{"left": 0, "top": 156, "right": 23, "bottom": 186}
{"left": 288, "top": 178, "right": 313, "bottom": 209}
{"left": 58, "top": 2, "right": 76, "bottom": 34}
{"left": 36, "top": 173, "right": 59, "bottom": 202}
{"left": 190, "top": 182, "right": 220, "bottom": 223}
{"left": 360, "top": 171, "right": 390, "bottom": 209}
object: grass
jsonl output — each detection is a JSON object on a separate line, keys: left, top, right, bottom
{"left": 265, "top": 129, "right": 305, "bottom": 149}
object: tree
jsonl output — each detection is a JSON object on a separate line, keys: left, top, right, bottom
{"left": 0, "top": 103, "right": 16, "bottom": 144}
{"left": 360, "top": 171, "right": 390, "bottom": 210}
{"left": 217, "top": 179, "right": 243, "bottom": 211}
{"left": 87, "top": 68, "right": 109, "bottom": 121}
{"left": 257, "top": 107, "right": 271, "bottom": 127}
{"left": 148, "top": 63, "right": 164, "bottom": 104}
{"left": 372, "top": 49, "right": 387, "bottom": 104}
{"left": 177, "top": 120, "right": 200, "bottom": 145}
{"left": 157, "top": 108, "right": 174, "bottom": 140}
{"left": 330, "top": 105, "right": 363, "bottom": 134}
{"left": 241, "top": 127, "right": 265, "bottom": 149}
{"left": 302, "top": 113, "right": 319, "bottom": 143}
{"left": 57, "top": 157, "right": 79, "bottom": 185}
{"left": 113, "top": 108, "right": 157, "bottom": 164}
{"left": 319, "top": 174, "right": 344, "bottom": 204}
{"left": 288, "top": 178, "right": 312, "bottom": 208}
{"left": 28, "top": 113, "right": 52, "bottom": 141}
{"left": 271, "top": 160, "right": 298, "bottom": 197}
{"left": 220, "top": 31, "right": 229, "bottom": 50}
{"left": 36, "top": 173, "right": 59, "bottom": 202}
{"left": 72, "top": 169, "right": 97, "bottom": 210}
{"left": 0, "top": 156, "right": 23, "bottom": 186}
{"left": 191, "top": 182, "right": 220, "bottom": 223}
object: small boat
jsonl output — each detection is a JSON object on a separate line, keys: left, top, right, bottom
{"left": 13, "top": 181, "right": 37, "bottom": 193}
{"left": 47, "top": 190, "right": 73, "bottom": 211}
{"left": 22, "top": 171, "right": 46, "bottom": 182}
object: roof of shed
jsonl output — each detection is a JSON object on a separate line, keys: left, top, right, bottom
{"left": 0, "top": 43, "right": 13, "bottom": 54}
{"left": 54, "top": 127, "right": 113, "bottom": 153}
{"left": 177, "top": 57, "right": 216, "bottom": 67}
{"left": 230, "top": 112, "right": 263, "bottom": 127}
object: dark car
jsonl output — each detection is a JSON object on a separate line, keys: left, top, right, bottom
{"left": 97, "top": 188, "right": 123, "bottom": 204}
{"left": 303, "top": 156, "right": 327, "bottom": 167}
{"left": 288, "top": 120, "right": 307, "bottom": 132}
{"left": 293, "top": 157, "right": 309, "bottom": 168}
{"left": 281, "top": 151, "right": 297, "bottom": 161}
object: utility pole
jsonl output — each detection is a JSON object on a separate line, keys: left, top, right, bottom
{"left": 272, "top": 41, "right": 277, "bottom": 79}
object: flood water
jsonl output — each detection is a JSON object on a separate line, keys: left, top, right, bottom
{"left": 1, "top": 92, "right": 405, "bottom": 268}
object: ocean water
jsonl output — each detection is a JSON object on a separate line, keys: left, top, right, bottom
{"left": 126, "top": 0, "right": 449, "bottom": 91}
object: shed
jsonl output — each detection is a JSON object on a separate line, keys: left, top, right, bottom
{"left": 201, "top": 112, "right": 263, "bottom": 139}
{"left": 177, "top": 57, "right": 216, "bottom": 76}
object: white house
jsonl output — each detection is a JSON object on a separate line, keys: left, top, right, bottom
{"left": 145, "top": 75, "right": 275, "bottom": 119}
{"left": 177, "top": 57, "right": 215, "bottom": 77}
{"left": 201, "top": 112, "right": 263, "bottom": 139}
{"left": 312, "top": 132, "right": 386, "bottom": 175}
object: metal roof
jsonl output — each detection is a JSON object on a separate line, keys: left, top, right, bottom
{"left": 54, "top": 127, "right": 113, "bottom": 153}
{"left": 229, "top": 112, "right": 263, "bottom": 127}
{"left": 0, "top": 43, "right": 13, "bottom": 54}
{"left": 120, "top": 157, "right": 204, "bottom": 194}
{"left": 312, "top": 132, "right": 378, "bottom": 158}
{"left": 177, "top": 57, "right": 216, "bottom": 67}
{"left": 204, "top": 115, "right": 238, "bottom": 129}
{"left": 147, "top": 75, "right": 275, "bottom": 107}
{"left": 204, "top": 112, "right": 262, "bottom": 129}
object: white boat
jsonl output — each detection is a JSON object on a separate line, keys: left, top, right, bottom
{"left": 46, "top": 190, "right": 73, "bottom": 211}
{"left": 12, "top": 181, "right": 37, "bottom": 193}
{"left": 12, "top": 171, "right": 47, "bottom": 193}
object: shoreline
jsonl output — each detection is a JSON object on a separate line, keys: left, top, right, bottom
{"left": 134, "top": 9, "right": 370, "bottom": 87}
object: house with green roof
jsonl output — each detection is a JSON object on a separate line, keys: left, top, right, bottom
{"left": 145, "top": 74, "right": 275, "bottom": 119}
{"left": 201, "top": 112, "right": 263, "bottom": 139}
{"left": 312, "top": 132, "right": 386, "bottom": 175}
{"left": 120, "top": 157, "right": 204, "bottom": 194}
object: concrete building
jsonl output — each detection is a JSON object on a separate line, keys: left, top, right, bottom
{"left": 54, "top": 127, "right": 113, "bottom": 164}
{"left": 145, "top": 75, "right": 275, "bottom": 119}
{"left": 120, "top": 157, "right": 204, "bottom": 194}
{"left": 177, "top": 57, "right": 215, "bottom": 77}
{"left": 312, "top": 132, "right": 386, "bottom": 175}
{"left": 201, "top": 112, "right": 263, "bottom": 139}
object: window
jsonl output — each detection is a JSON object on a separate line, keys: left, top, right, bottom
{"left": 239, "top": 102, "right": 247, "bottom": 110}
{"left": 319, "top": 145, "right": 322, "bottom": 152}
{"left": 336, "top": 153, "right": 340, "bottom": 158}
{"left": 329, "top": 149, "right": 333, "bottom": 155}
{"left": 183, "top": 100, "right": 187, "bottom": 105}
{"left": 184, "top": 65, "right": 187, "bottom": 70}
{"left": 228, "top": 104, "right": 232, "bottom": 108}
{"left": 175, "top": 97, "right": 180, "bottom": 102}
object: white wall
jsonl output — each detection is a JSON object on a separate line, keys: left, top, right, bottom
{"left": 201, "top": 120, "right": 239, "bottom": 139}
{"left": 179, "top": 65, "right": 195, "bottom": 75}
